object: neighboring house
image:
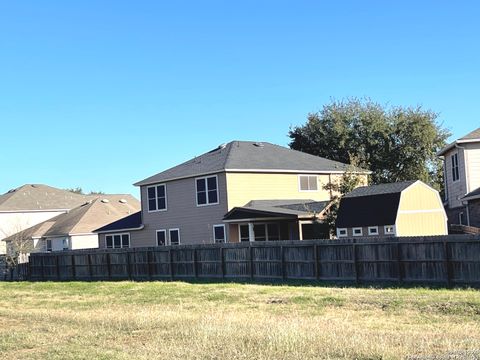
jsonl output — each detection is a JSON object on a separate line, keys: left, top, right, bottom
{"left": 96, "top": 141, "right": 369, "bottom": 247}
{"left": 3, "top": 195, "right": 140, "bottom": 253}
{"left": 335, "top": 180, "right": 448, "bottom": 238}
{"left": 437, "top": 127, "right": 480, "bottom": 227}
{"left": 0, "top": 184, "right": 94, "bottom": 254}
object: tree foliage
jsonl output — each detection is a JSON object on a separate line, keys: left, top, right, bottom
{"left": 289, "top": 98, "right": 450, "bottom": 190}
{"left": 65, "top": 187, "right": 105, "bottom": 195}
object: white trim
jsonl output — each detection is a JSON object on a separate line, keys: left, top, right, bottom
{"left": 368, "top": 226, "right": 379, "bottom": 236}
{"left": 0, "top": 209, "right": 71, "bottom": 214}
{"left": 147, "top": 184, "right": 167, "bottom": 213}
{"left": 168, "top": 228, "right": 180, "bottom": 246}
{"left": 105, "top": 232, "right": 130, "bottom": 249}
{"left": 224, "top": 216, "right": 294, "bottom": 223}
{"left": 195, "top": 175, "right": 219, "bottom": 207}
{"left": 96, "top": 225, "right": 144, "bottom": 234}
{"left": 298, "top": 174, "right": 319, "bottom": 192}
{"left": 352, "top": 227, "right": 363, "bottom": 236}
{"left": 384, "top": 225, "right": 396, "bottom": 236}
{"left": 337, "top": 228, "right": 348, "bottom": 238}
{"left": 156, "top": 229, "right": 167, "bottom": 246}
{"left": 213, "top": 224, "right": 226, "bottom": 243}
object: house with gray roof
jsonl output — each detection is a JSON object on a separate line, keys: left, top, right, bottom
{"left": 0, "top": 184, "right": 96, "bottom": 254}
{"left": 96, "top": 141, "right": 369, "bottom": 247}
{"left": 437, "top": 127, "right": 480, "bottom": 228}
{"left": 3, "top": 194, "right": 140, "bottom": 254}
{"left": 336, "top": 180, "right": 447, "bottom": 238}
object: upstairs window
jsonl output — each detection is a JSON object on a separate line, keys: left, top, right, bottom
{"left": 46, "top": 239, "right": 52, "bottom": 252}
{"left": 451, "top": 153, "right": 459, "bottom": 182}
{"left": 106, "top": 233, "right": 130, "bottom": 249}
{"left": 196, "top": 175, "right": 218, "bottom": 206}
{"left": 299, "top": 175, "right": 318, "bottom": 191}
{"left": 147, "top": 184, "right": 167, "bottom": 212}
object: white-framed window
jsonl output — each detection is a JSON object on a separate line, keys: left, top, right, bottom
{"left": 46, "top": 239, "right": 52, "bottom": 252}
{"left": 196, "top": 175, "right": 219, "bottom": 206}
{"left": 337, "top": 228, "right": 348, "bottom": 237}
{"left": 368, "top": 226, "right": 379, "bottom": 236}
{"left": 384, "top": 225, "right": 395, "bottom": 236}
{"left": 451, "top": 153, "right": 459, "bottom": 182}
{"left": 156, "top": 229, "right": 167, "bottom": 246}
{"left": 459, "top": 212, "right": 465, "bottom": 225}
{"left": 147, "top": 184, "right": 167, "bottom": 212}
{"left": 239, "top": 224, "right": 250, "bottom": 242}
{"left": 62, "top": 238, "right": 69, "bottom": 251}
{"left": 106, "top": 233, "right": 130, "bottom": 249}
{"left": 213, "top": 224, "right": 226, "bottom": 243}
{"left": 353, "top": 227, "right": 363, "bottom": 236}
{"left": 299, "top": 175, "right": 318, "bottom": 191}
{"left": 169, "top": 228, "right": 180, "bottom": 246}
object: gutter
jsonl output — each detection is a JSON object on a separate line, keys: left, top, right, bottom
{"left": 94, "top": 224, "right": 145, "bottom": 234}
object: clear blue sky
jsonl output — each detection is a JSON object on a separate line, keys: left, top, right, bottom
{"left": 1, "top": 1, "right": 478, "bottom": 197}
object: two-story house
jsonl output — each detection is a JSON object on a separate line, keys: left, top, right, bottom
{"left": 437, "top": 128, "right": 480, "bottom": 227}
{"left": 96, "top": 141, "right": 369, "bottom": 247}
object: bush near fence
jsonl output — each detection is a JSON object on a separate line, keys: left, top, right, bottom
{"left": 25, "top": 235, "right": 480, "bottom": 286}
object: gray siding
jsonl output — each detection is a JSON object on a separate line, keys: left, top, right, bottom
{"left": 131, "top": 172, "right": 229, "bottom": 247}
{"left": 443, "top": 147, "right": 467, "bottom": 209}
{"left": 465, "top": 142, "right": 480, "bottom": 195}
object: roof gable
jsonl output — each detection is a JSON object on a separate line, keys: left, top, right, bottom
{"left": 134, "top": 141, "right": 369, "bottom": 186}
{"left": 438, "top": 127, "right": 480, "bottom": 156}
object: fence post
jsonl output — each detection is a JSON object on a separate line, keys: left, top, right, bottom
{"left": 281, "top": 246, "right": 286, "bottom": 280}
{"left": 444, "top": 240, "right": 452, "bottom": 287}
{"left": 193, "top": 248, "right": 198, "bottom": 279}
{"left": 249, "top": 244, "right": 254, "bottom": 279}
{"left": 353, "top": 242, "right": 359, "bottom": 284}
{"left": 397, "top": 242, "right": 403, "bottom": 283}
{"left": 147, "top": 250, "right": 152, "bottom": 280}
{"left": 106, "top": 252, "right": 112, "bottom": 280}
{"left": 126, "top": 250, "right": 132, "bottom": 280}
{"left": 220, "top": 247, "right": 225, "bottom": 278}
{"left": 71, "top": 254, "right": 76, "bottom": 280}
{"left": 56, "top": 255, "right": 60, "bottom": 280}
{"left": 169, "top": 249, "right": 174, "bottom": 280}
{"left": 87, "top": 253, "right": 93, "bottom": 280}
{"left": 41, "top": 256, "right": 45, "bottom": 281}
{"left": 314, "top": 244, "right": 319, "bottom": 280}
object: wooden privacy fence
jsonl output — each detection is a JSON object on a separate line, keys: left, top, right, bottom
{"left": 27, "top": 235, "right": 480, "bottom": 286}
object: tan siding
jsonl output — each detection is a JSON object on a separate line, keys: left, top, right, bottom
{"left": 465, "top": 143, "right": 480, "bottom": 193}
{"left": 396, "top": 182, "right": 447, "bottom": 236}
{"left": 396, "top": 213, "right": 447, "bottom": 236}
{"left": 226, "top": 173, "right": 367, "bottom": 210}
{"left": 132, "top": 172, "right": 229, "bottom": 247}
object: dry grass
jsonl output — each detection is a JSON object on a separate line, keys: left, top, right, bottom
{"left": 0, "top": 281, "right": 479, "bottom": 359}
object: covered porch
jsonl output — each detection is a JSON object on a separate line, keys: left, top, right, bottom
{"left": 223, "top": 200, "right": 332, "bottom": 242}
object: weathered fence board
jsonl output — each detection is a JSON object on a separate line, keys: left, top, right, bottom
{"left": 24, "top": 235, "right": 480, "bottom": 286}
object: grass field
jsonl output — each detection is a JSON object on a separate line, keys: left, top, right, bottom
{"left": 0, "top": 281, "right": 479, "bottom": 359}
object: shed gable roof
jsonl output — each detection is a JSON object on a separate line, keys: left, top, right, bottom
{"left": 134, "top": 141, "right": 369, "bottom": 186}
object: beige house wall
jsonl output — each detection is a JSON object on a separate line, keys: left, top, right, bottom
{"left": 0, "top": 211, "right": 67, "bottom": 254}
{"left": 464, "top": 143, "right": 480, "bottom": 194}
{"left": 225, "top": 172, "right": 367, "bottom": 210}
{"left": 443, "top": 147, "right": 468, "bottom": 209}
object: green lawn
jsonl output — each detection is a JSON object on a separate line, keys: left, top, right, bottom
{"left": 0, "top": 281, "right": 479, "bottom": 359}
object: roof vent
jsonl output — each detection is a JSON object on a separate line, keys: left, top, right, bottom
{"left": 119, "top": 199, "right": 127, "bottom": 203}
{"left": 101, "top": 199, "right": 110, "bottom": 203}
{"left": 218, "top": 143, "right": 227, "bottom": 149}
{"left": 253, "top": 142, "right": 264, "bottom": 148}
{"left": 7, "top": 188, "right": 16, "bottom": 193}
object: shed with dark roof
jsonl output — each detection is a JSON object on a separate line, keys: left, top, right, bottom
{"left": 336, "top": 180, "right": 447, "bottom": 238}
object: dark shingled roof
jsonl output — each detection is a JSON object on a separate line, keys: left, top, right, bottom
{"left": 336, "top": 193, "right": 401, "bottom": 228}
{"left": 463, "top": 187, "right": 480, "bottom": 201}
{"left": 223, "top": 199, "right": 331, "bottom": 221}
{"left": 94, "top": 211, "right": 142, "bottom": 233}
{"left": 135, "top": 141, "right": 369, "bottom": 186}
{"left": 438, "top": 128, "right": 480, "bottom": 156}
{"left": 343, "top": 180, "right": 417, "bottom": 198}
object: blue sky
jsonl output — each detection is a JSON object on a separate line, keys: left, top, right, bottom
{"left": 0, "top": 1, "right": 478, "bottom": 197}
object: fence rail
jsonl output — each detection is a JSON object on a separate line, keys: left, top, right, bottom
{"left": 26, "top": 235, "right": 480, "bottom": 286}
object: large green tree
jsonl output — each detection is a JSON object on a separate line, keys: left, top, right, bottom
{"left": 289, "top": 98, "right": 450, "bottom": 190}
